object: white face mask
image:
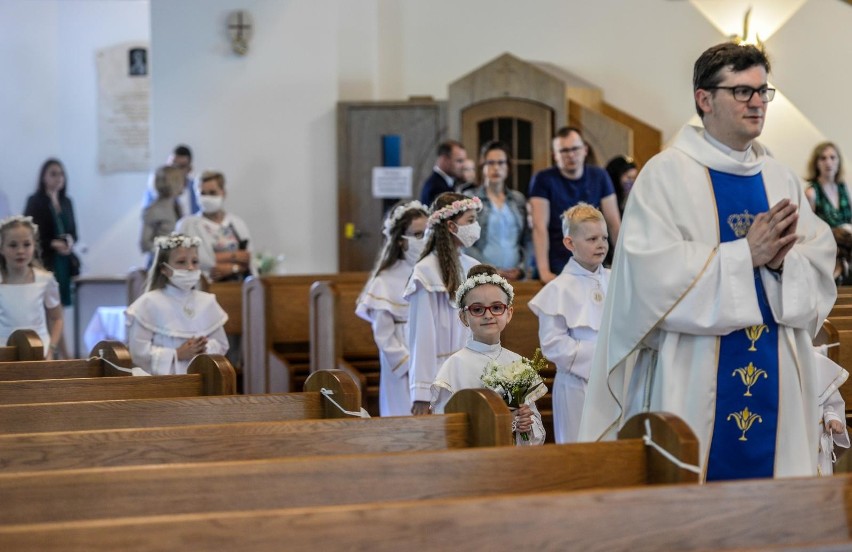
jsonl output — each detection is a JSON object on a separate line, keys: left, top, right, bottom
{"left": 452, "top": 221, "right": 481, "bottom": 248}
{"left": 402, "top": 235, "right": 426, "bottom": 265}
{"left": 199, "top": 195, "right": 224, "bottom": 214}
{"left": 164, "top": 264, "right": 201, "bottom": 291}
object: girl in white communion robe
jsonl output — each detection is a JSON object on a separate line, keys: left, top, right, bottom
{"left": 126, "top": 233, "right": 228, "bottom": 375}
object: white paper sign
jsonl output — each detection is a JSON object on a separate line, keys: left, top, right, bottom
{"left": 97, "top": 42, "right": 151, "bottom": 173}
{"left": 372, "top": 167, "right": 413, "bottom": 198}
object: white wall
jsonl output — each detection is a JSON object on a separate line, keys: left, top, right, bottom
{"left": 3, "top": 0, "right": 852, "bottom": 276}
{"left": 0, "top": 0, "right": 150, "bottom": 275}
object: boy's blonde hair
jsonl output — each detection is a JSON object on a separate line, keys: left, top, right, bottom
{"left": 561, "top": 202, "right": 605, "bottom": 237}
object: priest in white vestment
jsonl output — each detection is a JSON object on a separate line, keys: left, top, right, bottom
{"left": 579, "top": 43, "right": 836, "bottom": 481}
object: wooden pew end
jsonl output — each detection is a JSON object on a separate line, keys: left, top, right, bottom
{"left": 618, "top": 411, "right": 700, "bottom": 484}
{"left": 6, "top": 329, "right": 44, "bottom": 361}
{"left": 89, "top": 340, "right": 133, "bottom": 375}
{"left": 446, "top": 388, "right": 513, "bottom": 447}
{"left": 303, "top": 369, "right": 361, "bottom": 418}
{"left": 187, "top": 354, "right": 237, "bottom": 395}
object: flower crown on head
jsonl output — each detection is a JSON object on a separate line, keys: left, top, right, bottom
{"left": 455, "top": 271, "right": 515, "bottom": 307}
{"left": 426, "top": 196, "right": 482, "bottom": 230}
{"left": 382, "top": 200, "right": 427, "bottom": 238}
{"left": 153, "top": 233, "right": 201, "bottom": 251}
{"left": 0, "top": 214, "right": 38, "bottom": 233}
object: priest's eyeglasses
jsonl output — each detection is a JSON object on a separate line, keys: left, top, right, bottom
{"left": 708, "top": 85, "right": 776, "bottom": 103}
{"left": 463, "top": 303, "right": 508, "bottom": 317}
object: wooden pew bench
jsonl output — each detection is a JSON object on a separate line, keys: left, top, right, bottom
{"left": 0, "top": 412, "right": 697, "bottom": 526}
{"left": 0, "top": 352, "right": 235, "bottom": 405}
{"left": 243, "top": 272, "right": 368, "bottom": 394}
{"left": 2, "top": 470, "right": 849, "bottom": 551}
{"left": 0, "top": 369, "right": 358, "bottom": 435}
{"left": 0, "top": 340, "right": 131, "bottom": 381}
{"left": 0, "top": 330, "right": 44, "bottom": 362}
{"left": 0, "top": 388, "right": 509, "bottom": 472}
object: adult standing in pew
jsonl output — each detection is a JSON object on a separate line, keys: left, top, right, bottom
{"left": 419, "top": 140, "right": 468, "bottom": 207}
{"left": 405, "top": 193, "right": 480, "bottom": 415}
{"left": 579, "top": 43, "right": 837, "bottom": 481}
{"left": 0, "top": 216, "right": 63, "bottom": 359}
{"left": 432, "top": 264, "right": 545, "bottom": 444}
{"left": 176, "top": 170, "right": 256, "bottom": 282}
{"left": 24, "top": 158, "right": 78, "bottom": 358}
{"left": 125, "top": 233, "right": 228, "bottom": 375}
{"left": 356, "top": 199, "right": 428, "bottom": 416}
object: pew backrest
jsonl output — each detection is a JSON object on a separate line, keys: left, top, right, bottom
{"left": 0, "top": 340, "right": 131, "bottom": 381}
{"left": 0, "top": 412, "right": 697, "bottom": 526}
{"left": 0, "top": 329, "right": 44, "bottom": 362}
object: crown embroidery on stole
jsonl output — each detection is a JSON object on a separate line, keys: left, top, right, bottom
{"left": 727, "top": 210, "right": 756, "bottom": 238}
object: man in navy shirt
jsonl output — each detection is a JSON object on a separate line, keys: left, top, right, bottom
{"left": 529, "top": 127, "right": 621, "bottom": 281}
{"left": 419, "top": 140, "right": 468, "bottom": 206}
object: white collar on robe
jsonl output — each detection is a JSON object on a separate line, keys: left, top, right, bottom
{"left": 356, "top": 259, "right": 415, "bottom": 321}
{"left": 465, "top": 337, "right": 503, "bottom": 357}
{"left": 562, "top": 257, "right": 605, "bottom": 279}
{"left": 126, "top": 285, "right": 228, "bottom": 339}
{"left": 671, "top": 125, "right": 769, "bottom": 177}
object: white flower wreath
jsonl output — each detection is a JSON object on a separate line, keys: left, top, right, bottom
{"left": 426, "top": 196, "right": 482, "bottom": 230}
{"left": 455, "top": 272, "right": 515, "bottom": 307}
{"left": 0, "top": 214, "right": 38, "bottom": 233}
{"left": 382, "top": 200, "right": 427, "bottom": 238}
{"left": 153, "top": 233, "right": 201, "bottom": 251}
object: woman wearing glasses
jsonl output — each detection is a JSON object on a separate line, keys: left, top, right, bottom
{"left": 463, "top": 141, "right": 529, "bottom": 281}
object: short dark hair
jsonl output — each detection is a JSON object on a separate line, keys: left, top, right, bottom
{"left": 554, "top": 126, "right": 584, "bottom": 141}
{"left": 478, "top": 140, "right": 511, "bottom": 162}
{"left": 173, "top": 144, "right": 192, "bottom": 160}
{"left": 437, "top": 140, "right": 464, "bottom": 158}
{"left": 693, "top": 43, "right": 771, "bottom": 118}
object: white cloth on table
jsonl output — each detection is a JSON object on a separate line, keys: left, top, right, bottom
{"left": 356, "top": 259, "right": 416, "bottom": 416}
{"left": 529, "top": 258, "right": 610, "bottom": 443}
{"left": 578, "top": 125, "right": 837, "bottom": 479}
{"left": 125, "top": 284, "right": 229, "bottom": 375}
{"left": 0, "top": 267, "right": 60, "bottom": 355}
{"left": 83, "top": 306, "right": 128, "bottom": 352}
{"left": 403, "top": 251, "right": 477, "bottom": 404}
{"left": 431, "top": 338, "right": 545, "bottom": 445}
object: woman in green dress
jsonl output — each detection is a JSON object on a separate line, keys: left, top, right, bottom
{"left": 805, "top": 141, "right": 849, "bottom": 228}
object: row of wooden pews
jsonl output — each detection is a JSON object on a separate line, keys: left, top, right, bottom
{"left": 2, "top": 341, "right": 851, "bottom": 550}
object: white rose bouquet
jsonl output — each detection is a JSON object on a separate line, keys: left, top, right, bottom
{"left": 481, "top": 348, "right": 548, "bottom": 441}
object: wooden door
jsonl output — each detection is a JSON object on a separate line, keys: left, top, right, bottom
{"left": 338, "top": 101, "right": 444, "bottom": 272}
{"left": 461, "top": 99, "right": 553, "bottom": 196}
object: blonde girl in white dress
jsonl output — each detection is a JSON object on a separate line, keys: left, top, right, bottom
{"left": 0, "top": 216, "right": 63, "bottom": 358}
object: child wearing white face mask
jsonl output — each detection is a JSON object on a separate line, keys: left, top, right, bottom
{"left": 125, "top": 233, "right": 229, "bottom": 375}
{"left": 176, "top": 171, "right": 255, "bottom": 282}
{"left": 404, "top": 192, "right": 482, "bottom": 415}
{"left": 356, "top": 200, "right": 429, "bottom": 416}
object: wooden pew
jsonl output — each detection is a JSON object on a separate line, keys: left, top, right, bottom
{"left": 0, "top": 412, "right": 697, "bottom": 526}
{"left": 0, "top": 352, "right": 235, "bottom": 405}
{"left": 0, "top": 340, "right": 131, "bottom": 381}
{"left": 0, "top": 369, "right": 359, "bottom": 435}
{"left": 2, "top": 472, "right": 849, "bottom": 551}
{"left": 243, "top": 272, "right": 368, "bottom": 394}
{"left": 0, "top": 330, "right": 44, "bottom": 362}
{"left": 0, "top": 388, "right": 509, "bottom": 472}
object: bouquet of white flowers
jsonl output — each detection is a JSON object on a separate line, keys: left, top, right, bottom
{"left": 481, "top": 348, "right": 548, "bottom": 441}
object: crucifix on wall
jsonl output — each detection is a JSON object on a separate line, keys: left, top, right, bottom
{"left": 227, "top": 10, "right": 254, "bottom": 56}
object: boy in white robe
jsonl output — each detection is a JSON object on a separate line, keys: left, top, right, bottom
{"left": 529, "top": 203, "right": 610, "bottom": 443}
{"left": 431, "top": 264, "right": 546, "bottom": 445}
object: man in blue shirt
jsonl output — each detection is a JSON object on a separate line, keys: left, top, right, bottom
{"left": 529, "top": 127, "right": 621, "bottom": 281}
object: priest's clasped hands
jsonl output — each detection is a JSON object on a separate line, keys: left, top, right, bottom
{"left": 747, "top": 198, "right": 798, "bottom": 271}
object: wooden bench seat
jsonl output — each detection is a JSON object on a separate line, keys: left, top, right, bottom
{"left": 2, "top": 471, "right": 849, "bottom": 551}
{"left": 243, "top": 272, "right": 368, "bottom": 394}
{"left": 0, "top": 369, "right": 358, "bottom": 435}
{"left": 0, "top": 340, "right": 131, "bottom": 381}
{"left": 0, "top": 353, "right": 235, "bottom": 405}
{"left": 0, "top": 387, "right": 509, "bottom": 472}
{"left": 0, "top": 412, "right": 697, "bottom": 526}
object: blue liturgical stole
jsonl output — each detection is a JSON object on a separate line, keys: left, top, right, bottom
{"left": 705, "top": 169, "right": 779, "bottom": 481}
